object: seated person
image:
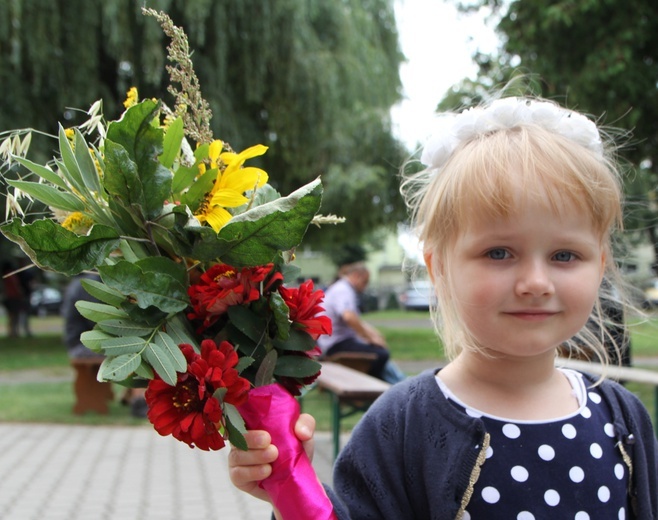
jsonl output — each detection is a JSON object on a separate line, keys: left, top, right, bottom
{"left": 318, "top": 262, "right": 405, "bottom": 383}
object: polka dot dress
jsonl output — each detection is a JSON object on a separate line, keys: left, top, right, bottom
{"left": 436, "top": 370, "right": 629, "bottom": 519}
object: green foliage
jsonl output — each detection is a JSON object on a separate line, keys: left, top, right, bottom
{"left": 0, "top": 0, "right": 407, "bottom": 250}
{"left": 451, "top": 0, "right": 658, "bottom": 268}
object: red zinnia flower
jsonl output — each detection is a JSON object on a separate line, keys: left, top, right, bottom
{"left": 278, "top": 280, "right": 332, "bottom": 340}
{"left": 145, "top": 339, "right": 251, "bottom": 451}
{"left": 188, "top": 263, "right": 275, "bottom": 332}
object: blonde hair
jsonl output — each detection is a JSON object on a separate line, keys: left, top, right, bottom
{"left": 401, "top": 97, "right": 625, "bottom": 363}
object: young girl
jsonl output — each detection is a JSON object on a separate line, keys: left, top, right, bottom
{"left": 229, "top": 97, "right": 658, "bottom": 519}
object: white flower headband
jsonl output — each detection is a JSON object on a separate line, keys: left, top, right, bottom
{"left": 420, "top": 97, "right": 603, "bottom": 170}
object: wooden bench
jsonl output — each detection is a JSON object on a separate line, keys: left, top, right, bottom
{"left": 70, "top": 357, "right": 114, "bottom": 415}
{"left": 321, "top": 352, "right": 378, "bottom": 374}
{"left": 316, "top": 361, "right": 391, "bottom": 459}
{"left": 558, "top": 357, "right": 658, "bottom": 433}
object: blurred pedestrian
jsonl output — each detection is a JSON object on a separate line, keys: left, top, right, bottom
{"left": 2, "top": 261, "right": 26, "bottom": 338}
{"left": 318, "top": 262, "right": 405, "bottom": 383}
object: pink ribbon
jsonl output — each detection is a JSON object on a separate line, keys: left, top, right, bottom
{"left": 237, "top": 384, "right": 337, "bottom": 520}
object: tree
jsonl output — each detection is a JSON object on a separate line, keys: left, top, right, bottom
{"left": 450, "top": 0, "right": 658, "bottom": 270}
{"left": 0, "top": 0, "right": 408, "bottom": 256}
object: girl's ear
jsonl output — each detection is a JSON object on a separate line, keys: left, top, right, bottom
{"left": 599, "top": 250, "right": 607, "bottom": 282}
{"left": 424, "top": 252, "right": 436, "bottom": 283}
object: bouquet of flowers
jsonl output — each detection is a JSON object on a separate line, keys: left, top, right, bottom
{"left": 0, "top": 8, "right": 339, "bottom": 519}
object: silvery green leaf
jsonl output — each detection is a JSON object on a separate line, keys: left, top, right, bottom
{"left": 97, "top": 353, "right": 141, "bottom": 382}
{"left": 75, "top": 301, "right": 129, "bottom": 323}
{"left": 144, "top": 341, "right": 178, "bottom": 386}
{"left": 153, "top": 330, "right": 187, "bottom": 372}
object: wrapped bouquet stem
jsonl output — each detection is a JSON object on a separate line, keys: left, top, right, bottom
{"left": 238, "top": 384, "right": 337, "bottom": 520}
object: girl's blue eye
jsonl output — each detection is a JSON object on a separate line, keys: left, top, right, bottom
{"left": 487, "top": 249, "right": 508, "bottom": 260}
{"left": 554, "top": 251, "right": 575, "bottom": 262}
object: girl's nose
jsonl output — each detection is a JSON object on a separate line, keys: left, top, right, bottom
{"left": 515, "top": 260, "right": 554, "bottom": 297}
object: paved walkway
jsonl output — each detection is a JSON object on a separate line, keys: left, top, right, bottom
{"left": 0, "top": 423, "right": 345, "bottom": 520}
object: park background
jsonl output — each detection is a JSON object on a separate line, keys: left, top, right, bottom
{"left": 1, "top": 0, "right": 658, "bottom": 454}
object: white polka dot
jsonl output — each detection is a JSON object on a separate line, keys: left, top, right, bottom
{"left": 562, "top": 423, "right": 577, "bottom": 439}
{"left": 517, "top": 512, "right": 535, "bottom": 520}
{"left": 466, "top": 408, "right": 482, "bottom": 418}
{"left": 618, "top": 507, "right": 626, "bottom": 520}
{"left": 614, "top": 463, "right": 625, "bottom": 480}
{"left": 544, "top": 489, "right": 560, "bottom": 506}
{"left": 482, "top": 486, "right": 500, "bottom": 503}
{"left": 590, "top": 443, "right": 603, "bottom": 459}
{"left": 575, "top": 512, "right": 590, "bottom": 520}
{"left": 462, "top": 512, "right": 471, "bottom": 520}
{"left": 511, "top": 465, "right": 529, "bottom": 482}
{"left": 486, "top": 446, "right": 493, "bottom": 459}
{"left": 538, "top": 444, "right": 555, "bottom": 461}
{"left": 580, "top": 406, "right": 592, "bottom": 418}
{"left": 598, "top": 485, "right": 611, "bottom": 502}
{"left": 589, "top": 392, "right": 602, "bottom": 404}
{"left": 502, "top": 423, "right": 521, "bottom": 439}
{"left": 569, "top": 466, "right": 585, "bottom": 483}
{"left": 604, "top": 423, "right": 615, "bottom": 437}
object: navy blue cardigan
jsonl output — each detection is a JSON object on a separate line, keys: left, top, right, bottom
{"left": 327, "top": 369, "right": 658, "bottom": 520}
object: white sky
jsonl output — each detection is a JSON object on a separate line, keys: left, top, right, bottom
{"left": 391, "top": 0, "right": 499, "bottom": 149}
{"left": 392, "top": 0, "right": 499, "bottom": 263}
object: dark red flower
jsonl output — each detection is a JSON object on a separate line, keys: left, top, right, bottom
{"left": 187, "top": 263, "right": 275, "bottom": 332}
{"left": 145, "top": 339, "right": 251, "bottom": 451}
{"left": 278, "top": 280, "right": 332, "bottom": 340}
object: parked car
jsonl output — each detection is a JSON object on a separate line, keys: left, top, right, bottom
{"left": 399, "top": 280, "right": 437, "bottom": 311}
{"left": 643, "top": 279, "right": 658, "bottom": 309}
{"left": 30, "top": 287, "right": 63, "bottom": 316}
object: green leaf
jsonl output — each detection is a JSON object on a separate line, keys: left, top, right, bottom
{"left": 225, "top": 409, "right": 248, "bottom": 451}
{"left": 274, "top": 355, "right": 321, "bottom": 378}
{"left": 235, "top": 356, "right": 254, "bottom": 373}
{"left": 272, "top": 328, "right": 316, "bottom": 352}
{"left": 103, "top": 139, "right": 144, "bottom": 211}
{"left": 268, "top": 290, "right": 291, "bottom": 340}
{"left": 191, "top": 178, "right": 322, "bottom": 266}
{"left": 80, "top": 330, "right": 113, "bottom": 352}
{"left": 255, "top": 349, "right": 278, "bottom": 387}
{"left": 13, "top": 156, "right": 68, "bottom": 189}
{"left": 98, "top": 260, "right": 189, "bottom": 313}
{"left": 179, "top": 168, "right": 215, "bottom": 211}
{"left": 135, "top": 256, "right": 188, "bottom": 286}
{"left": 153, "top": 330, "right": 187, "bottom": 372}
{"left": 98, "top": 353, "right": 141, "bottom": 382}
{"left": 97, "top": 319, "right": 154, "bottom": 337}
{"left": 6, "top": 180, "right": 85, "bottom": 212}
{"left": 75, "top": 301, "right": 129, "bottom": 323}
{"left": 73, "top": 128, "right": 102, "bottom": 194}
{"left": 0, "top": 219, "right": 120, "bottom": 275}
{"left": 134, "top": 360, "right": 155, "bottom": 380}
{"left": 100, "top": 336, "right": 147, "bottom": 356}
{"left": 160, "top": 117, "right": 184, "bottom": 169}
{"left": 80, "top": 278, "right": 126, "bottom": 307}
{"left": 106, "top": 100, "right": 171, "bottom": 220}
{"left": 165, "top": 313, "right": 200, "bottom": 349}
{"left": 144, "top": 341, "right": 179, "bottom": 386}
{"left": 172, "top": 163, "right": 201, "bottom": 195}
{"left": 226, "top": 305, "right": 267, "bottom": 344}
{"left": 58, "top": 124, "right": 86, "bottom": 194}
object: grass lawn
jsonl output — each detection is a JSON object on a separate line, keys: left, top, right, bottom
{"left": 1, "top": 311, "right": 658, "bottom": 431}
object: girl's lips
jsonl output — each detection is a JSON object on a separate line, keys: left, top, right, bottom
{"left": 505, "top": 311, "right": 557, "bottom": 321}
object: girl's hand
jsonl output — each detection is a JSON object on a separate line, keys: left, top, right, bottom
{"left": 228, "top": 413, "right": 317, "bottom": 504}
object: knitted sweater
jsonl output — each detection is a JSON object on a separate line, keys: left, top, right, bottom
{"left": 327, "top": 369, "right": 658, "bottom": 520}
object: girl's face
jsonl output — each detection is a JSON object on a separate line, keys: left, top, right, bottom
{"left": 440, "top": 196, "right": 605, "bottom": 360}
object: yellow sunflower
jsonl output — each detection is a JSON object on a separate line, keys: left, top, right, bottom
{"left": 196, "top": 144, "right": 269, "bottom": 232}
